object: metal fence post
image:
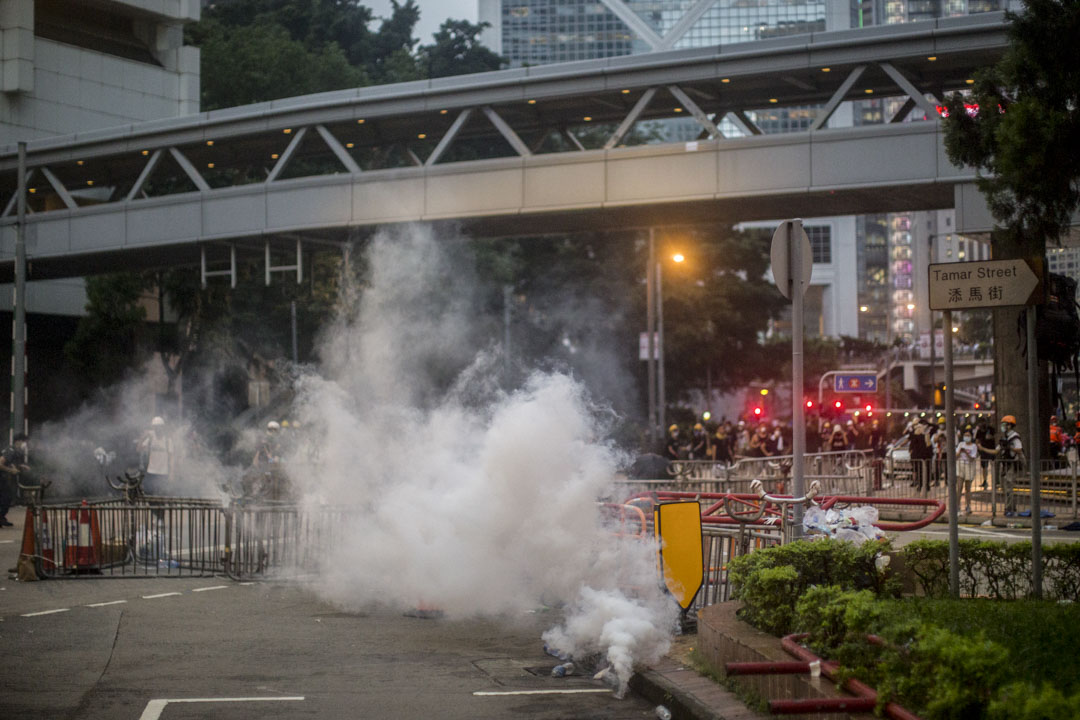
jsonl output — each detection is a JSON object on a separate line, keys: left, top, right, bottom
{"left": 1072, "top": 457, "right": 1078, "bottom": 520}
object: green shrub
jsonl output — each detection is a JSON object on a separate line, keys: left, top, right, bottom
{"left": 876, "top": 624, "right": 1008, "bottom": 720}
{"left": 794, "top": 586, "right": 884, "bottom": 671}
{"left": 902, "top": 539, "right": 1080, "bottom": 601}
{"left": 988, "top": 683, "right": 1080, "bottom": 720}
{"left": 727, "top": 538, "right": 897, "bottom": 635}
{"left": 731, "top": 564, "right": 800, "bottom": 635}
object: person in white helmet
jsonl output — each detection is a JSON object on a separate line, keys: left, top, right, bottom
{"left": 136, "top": 416, "right": 173, "bottom": 497}
{"left": 253, "top": 421, "right": 282, "bottom": 468}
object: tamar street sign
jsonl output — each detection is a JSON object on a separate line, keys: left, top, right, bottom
{"left": 928, "top": 258, "right": 1042, "bottom": 311}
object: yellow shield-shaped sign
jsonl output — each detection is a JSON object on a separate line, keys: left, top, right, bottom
{"left": 655, "top": 501, "right": 704, "bottom": 610}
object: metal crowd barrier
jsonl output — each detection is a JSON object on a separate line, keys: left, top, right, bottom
{"left": 221, "top": 503, "right": 353, "bottom": 581}
{"left": 30, "top": 498, "right": 228, "bottom": 578}
{"left": 624, "top": 450, "right": 1080, "bottom": 524}
{"left": 687, "top": 526, "right": 783, "bottom": 614}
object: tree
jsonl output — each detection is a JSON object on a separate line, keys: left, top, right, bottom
{"left": 943, "top": 0, "right": 1080, "bottom": 253}
{"left": 418, "top": 19, "right": 505, "bottom": 78}
{"left": 661, "top": 227, "right": 787, "bottom": 402}
{"left": 63, "top": 273, "right": 149, "bottom": 389}
{"left": 942, "top": 0, "right": 1080, "bottom": 445}
{"left": 194, "top": 21, "right": 367, "bottom": 111}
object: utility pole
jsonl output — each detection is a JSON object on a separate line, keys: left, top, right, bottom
{"left": 11, "top": 142, "right": 27, "bottom": 442}
{"left": 647, "top": 229, "right": 657, "bottom": 444}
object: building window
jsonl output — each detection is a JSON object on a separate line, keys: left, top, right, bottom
{"left": 806, "top": 225, "right": 831, "bottom": 264}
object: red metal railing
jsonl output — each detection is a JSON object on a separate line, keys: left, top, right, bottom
{"left": 622, "top": 491, "right": 945, "bottom": 533}
{"left": 725, "top": 633, "right": 922, "bottom": 719}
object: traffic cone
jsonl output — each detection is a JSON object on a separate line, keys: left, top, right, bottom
{"left": 18, "top": 507, "right": 34, "bottom": 558}
{"left": 64, "top": 500, "right": 101, "bottom": 571}
{"left": 404, "top": 599, "right": 444, "bottom": 619}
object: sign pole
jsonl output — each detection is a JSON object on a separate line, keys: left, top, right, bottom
{"left": 944, "top": 310, "right": 959, "bottom": 597}
{"left": 790, "top": 220, "right": 806, "bottom": 536}
{"left": 1027, "top": 304, "right": 1043, "bottom": 598}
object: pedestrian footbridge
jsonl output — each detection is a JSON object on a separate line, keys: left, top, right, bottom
{"left": 0, "top": 13, "right": 1008, "bottom": 282}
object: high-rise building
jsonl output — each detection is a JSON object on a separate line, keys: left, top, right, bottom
{"left": 0, "top": 0, "right": 200, "bottom": 316}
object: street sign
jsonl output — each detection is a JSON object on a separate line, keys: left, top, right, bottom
{"left": 834, "top": 374, "right": 877, "bottom": 393}
{"left": 654, "top": 501, "right": 703, "bottom": 610}
{"left": 928, "top": 258, "right": 1042, "bottom": 311}
{"left": 638, "top": 332, "right": 658, "bottom": 360}
{"left": 770, "top": 220, "right": 812, "bottom": 300}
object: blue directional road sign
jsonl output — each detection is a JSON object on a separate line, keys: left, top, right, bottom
{"left": 834, "top": 374, "right": 878, "bottom": 393}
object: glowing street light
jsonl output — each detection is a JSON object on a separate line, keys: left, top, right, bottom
{"left": 672, "top": 253, "right": 685, "bottom": 263}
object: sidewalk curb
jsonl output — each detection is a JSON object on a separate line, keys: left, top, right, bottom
{"left": 630, "top": 668, "right": 724, "bottom": 720}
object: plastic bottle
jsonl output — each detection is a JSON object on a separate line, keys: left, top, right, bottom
{"left": 655, "top": 705, "right": 672, "bottom": 720}
{"left": 551, "top": 662, "right": 574, "bottom": 677}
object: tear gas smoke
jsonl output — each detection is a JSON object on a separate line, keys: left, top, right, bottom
{"left": 30, "top": 371, "right": 232, "bottom": 500}
{"left": 285, "top": 225, "right": 679, "bottom": 693}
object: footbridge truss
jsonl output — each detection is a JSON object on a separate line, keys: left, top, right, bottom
{"left": 0, "top": 13, "right": 1008, "bottom": 282}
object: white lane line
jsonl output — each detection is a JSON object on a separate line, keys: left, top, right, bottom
{"left": 86, "top": 600, "right": 128, "bottom": 608}
{"left": 21, "top": 608, "right": 70, "bottom": 617}
{"left": 473, "top": 689, "right": 613, "bottom": 696}
{"left": 139, "top": 696, "right": 305, "bottom": 720}
{"left": 141, "top": 592, "right": 182, "bottom": 600}
{"left": 239, "top": 582, "right": 256, "bottom": 586}
{"left": 0, "top": 539, "right": 15, "bottom": 544}
{"left": 191, "top": 585, "right": 229, "bottom": 593}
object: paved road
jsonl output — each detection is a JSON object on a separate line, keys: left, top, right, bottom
{"left": 890, "top": 522, "right": 1080, "bottom": 547}
{"left": 0, "top": 515, "right": 657, "bottom": 720}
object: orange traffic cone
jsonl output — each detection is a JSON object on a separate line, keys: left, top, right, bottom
{"left": 16, "top": 507, "right": 40, "bottom": 580}
{"left": 405, "top": 599, "right": 444, "bottom": 619}
{"left": 64, "top": 500, "right": 101, "bottom": 572}
{"left": 18, "top": 507, "right": 34, "bottom": 558}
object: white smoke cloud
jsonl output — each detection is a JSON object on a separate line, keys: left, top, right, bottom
{"left": 30, "top": 369, "right": 232, "bottom": 501}
{"left": 283, "top": 224, "right": 679, "bottom": 694}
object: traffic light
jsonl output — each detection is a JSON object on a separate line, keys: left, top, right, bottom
{"left": 833, "top": 399, "right": 843, "bottom": 413}
{"left": 805, "top": 399, "right": 814, "bottom": 410}
{"left": 753, "top": 406, "right": 763, "bottom": 419}
{"left": 933, "top": 383, "right": 945, "bottom": 408}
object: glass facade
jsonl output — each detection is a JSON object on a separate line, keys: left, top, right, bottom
{"left": 501, "top": 1, "right": 640, "bottom": 67}
{"left": 498, "top": 0, "right": 831, "bottom": 68}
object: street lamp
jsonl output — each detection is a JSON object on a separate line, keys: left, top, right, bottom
{"left": 646, "top": 229, "right": 687, "bottom": 443}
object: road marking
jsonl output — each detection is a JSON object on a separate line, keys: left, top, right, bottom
{"left": 142, "top": 592, "right": 182, "bottom": 600}
{"left": 191, "top": 585, "right": 229, "bottom": 593}
{"left": 21, "top": 608, "right": 70, "bottom": 617}
{"left": 473, "top": 689, "right": 613, "bottom": 696}
{"left": 239, "top": 582, "right": 256, "bottom": 586}
{"left": 86, "top": 600, "right": 128, "bottom": 608}
{"left": 0, "top": 539, "right": 14, "bottom": 544}
{"left": 139, "top": 696, "right": 305, "bottom": 720}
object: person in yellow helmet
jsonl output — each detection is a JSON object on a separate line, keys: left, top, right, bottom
{"left": 665, "top": 425, "right": 683, "bottom": 461}
{"left": 690, "top": 423, "right": 708, "bottom": 459}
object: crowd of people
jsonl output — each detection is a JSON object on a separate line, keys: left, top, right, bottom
{"left": 662, "top": 416, "right": 888, "bottom": 463}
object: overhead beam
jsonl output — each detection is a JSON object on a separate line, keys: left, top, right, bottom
{"left": 168, "top": 147, "right": 211, "bottom": 192}
{"left": 810, "top": 65, "right": 866, "bottom": 131}
{"left": 604, "top": 88, "right": 657, "bottom": 150}
{"left": 315, "top": 124, "right": 362, "bottom": 174}
{"left": 426, "top": 108, "right": 473, "bottom": 167}
{"left": 879, "top": 62, "right": 941, "bottom": 119}
{"left": 668, "top": 85, "right": 722, "bottom": 138}
{"left": 482, "top": 106, "right": 532, "bottom": 157}
{"left": 266, "top": 127, "right": 308, "bottom": 183}
{"left": 126, "top": 149, "right": 163, "bottom": 201}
